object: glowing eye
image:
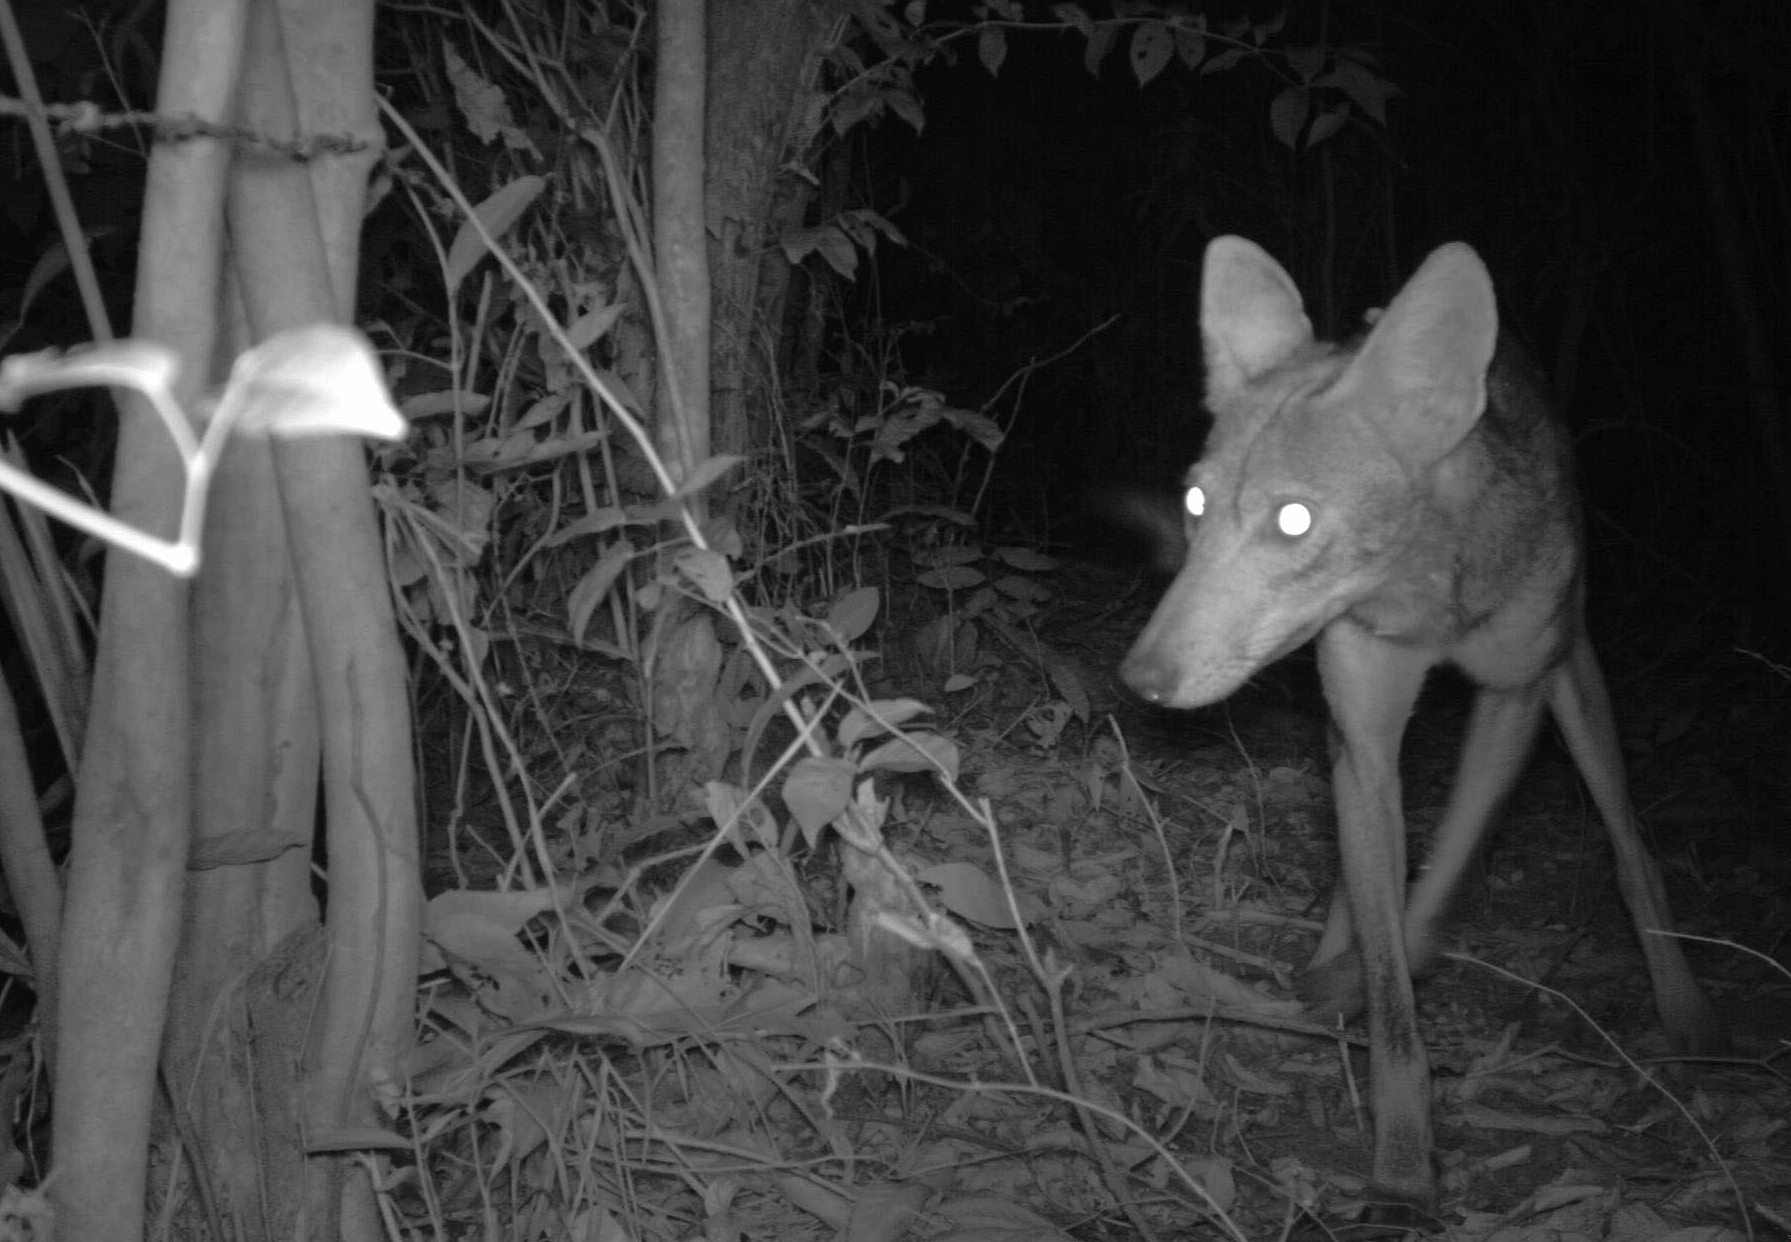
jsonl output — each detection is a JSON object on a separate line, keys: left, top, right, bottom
{"left": 1184, "top": 485, "right": 1206, "bottom": 518}
{"left": 1276, "top": 503, "right": 1312, "bottom": 537}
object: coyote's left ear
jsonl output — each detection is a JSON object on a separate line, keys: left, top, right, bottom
{"left": 1201, "top": 235, "right": 1314, "bottom": 396}
{"left": 1335, "top": 243, "right": 1499, "bottom": 469}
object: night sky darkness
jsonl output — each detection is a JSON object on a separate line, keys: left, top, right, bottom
{"left": 862, "top": 2, "right": 1790, "bottom": 624}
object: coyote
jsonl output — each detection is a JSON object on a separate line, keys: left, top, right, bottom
{"left": 1121, "top": 237, "right": 1724, "bottom": 1212}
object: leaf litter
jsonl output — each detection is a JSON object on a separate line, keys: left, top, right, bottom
{"left": 391, "top": 562, "right": 1785, "bottom": 1242}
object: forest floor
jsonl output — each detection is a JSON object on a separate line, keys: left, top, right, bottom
{"left": 407, "top": 556, "right": 1790, "bottom": 1241}
{"left": 871, "top": 556, "right": 1791, "bottom": 1238}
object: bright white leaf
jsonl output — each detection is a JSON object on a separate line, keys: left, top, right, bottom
{"left": 0, "top": 341, "right": 179, "bottom": 410}
{"left": 226, "top": 324, "right": 405, "bottom": 441}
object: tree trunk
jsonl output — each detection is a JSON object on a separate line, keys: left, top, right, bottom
{"left": 49, "top": 0, "right": 241, "bottom": 1232}
{"left": 50, "top": 1, "right": 411, "bottom": 1238}
{"left": 705, "top": 0, "right": 834, "bottom": 459}
{"left": 654, "top": 0, "right": 710, "bottom": 492}
{"left": 226, "top": 3, "right": 419, "bottom": 1238}
{"left": 166, "top": 376, "right": 320, "bottom": 1238}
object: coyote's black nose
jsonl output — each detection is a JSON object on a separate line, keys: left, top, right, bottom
{"left": 1118, "top": 650, "right": 1172, "bottom": 704}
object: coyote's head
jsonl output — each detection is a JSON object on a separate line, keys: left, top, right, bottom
{"left": 1120, "top": 236, "right": 1498, "bottom": 708}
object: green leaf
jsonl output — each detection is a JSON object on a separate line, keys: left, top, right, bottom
{"left": 542, "top": 506, "right": 629, "bottom": 546}
{"left": 882, "top": 504, "right": 974, "bottom": 526}
{"left": 568, "top": 540, "right": 635, "bottom": 645}
{"left": 782, "top": 223, "right": 858, "bottom": 278}
{"left": 936, "top": 405, "right": 1004, "bottom": 451}
{"left": 815, "top": 225, "right": 858, "bottom": 277}
{"left": 674, "top": 547, "right": 734, "bottom": 603}
{"left": 915, "top": 565, "right": 985, "bottom": 591}
{"left": 825, "top": 586, "right": 881, "bottom": 642}
{"left": 1270, "top": 86, "right": 1309, "bottom": 149}
{"left": 1051, "top": 4, "right": 1093, "bottom": 35}
{"left": 978, "top": 25, "right": 1008, "bottom": 75}
{"left": 398, "top": 389, "right": 490, "bottom": 420}
{"left": 860, "top": 732, "right": 959, "bottom": 779}
{"left": 306, "top": 1127, "right": 413, "bottom": 1153}
{"left": 514, "top": 391, "right": 571, "bottom": 430}
{"left": 1130, "top": 21, "right": 1173, "bottom": 86}
{"left": 1308, "top": 103, "right": 1348, "bottom": 146}
{"left": 672, "top": 453, "right": 744, "bottom": 499}
{"left": 1203, "top": 46, "right": 1247, "bottom": 75}
{"left": 703, "top": 781, "right": 779, "bottom": 850}
{"left": 426, "top": 885, "right": 561, "bottom": 939}
{"left": 992, "top": 546, "right": 1058, "bottom": 571}
{"left": 837, "top": 698, "right": 931, "bottom": 748}
{"left": 1083, "top": 21, "right": 1116, "bottom": 77}
{"left": 783, "top": 757, "right": 855, "bottom": 843}
{"left": 993, "top": 574, "right": 1051, "bottom": 602}
{"left": 916, "top": 861, "right": 1035, "bottom": 929}
{"left": 565, "top": 301, "right": 625, "bottom": 351}
{"left": 870, "top": 404, "right": 942, "bottom": 463}
{"left": 887, "top": 86, "right": 926, "bottom": 134}
{"left": 1173, "top": 22, "right": 1207, "bottom": 69}
{"left": 1318, "top": 58, "right": 1401, "bottom": 126}
{"left": 446, "top": 175, "right": 545, "bottom": 296}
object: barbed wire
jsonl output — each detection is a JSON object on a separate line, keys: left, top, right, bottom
{"left": 0, "top": 96, "right": 376, "bottom": 159}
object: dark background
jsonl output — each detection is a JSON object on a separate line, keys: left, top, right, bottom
{"left": 858, "top": 1, "right": 1789, "bottom": 635}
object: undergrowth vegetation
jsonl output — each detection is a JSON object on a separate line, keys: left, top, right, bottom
{"left": 357, "top": 8, "right": 1217, "bottom": 1240}
{"left": 351, "top": 6, "right": 1777, "bottom": 1238}
{"left": 1, "top": 0, "right": 1779, "bottom": 1237}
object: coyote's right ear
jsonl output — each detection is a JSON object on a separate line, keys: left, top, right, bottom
{"left": 1331, "top": 242, "right": 1499, "bottom": 470}
{"left": 1200, "top": 236, "right": 1314, "bottom": 395}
